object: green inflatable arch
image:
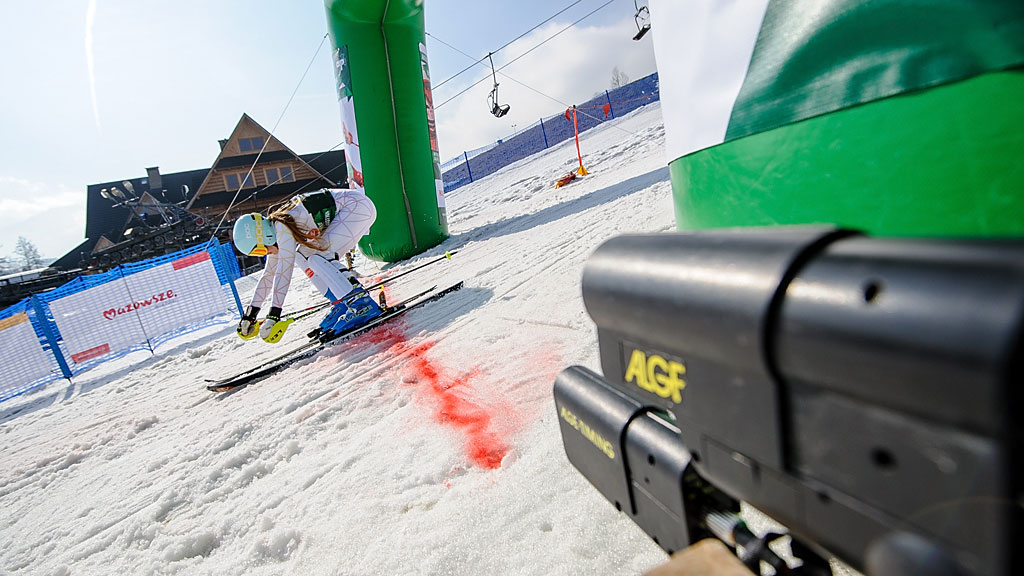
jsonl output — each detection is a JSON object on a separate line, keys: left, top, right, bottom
{"left": 324, "top": 0, "right": 448, "bottom": 262}
{"left": 651, "top": 1, "right": 1024, "bottom": 237}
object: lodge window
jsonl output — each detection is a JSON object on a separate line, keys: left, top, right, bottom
{"left": 224, "top": 172, "right": 257, "bottom": 191}
{"left": 238, "top": 137, "right": 265, "bottom": 153}
{"left": 266, "top": 166, "right": 295, "bottom": 185}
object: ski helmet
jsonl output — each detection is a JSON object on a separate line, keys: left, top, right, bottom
{"left": 232, "top": 213, "right": 276, "bottom": 256}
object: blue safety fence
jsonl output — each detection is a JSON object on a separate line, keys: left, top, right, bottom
{"left": 0, "top": 298, "right": 68, "bottom": 402}
{"left": 440, "top": 72, "right": 660, "bottom": 193}
{"left": 0, "top": 239, "right": 243, "bottom": 403}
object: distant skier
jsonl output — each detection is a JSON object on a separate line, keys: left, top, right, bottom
{"left": 231, "top": 188, "right": 382, "bottom": 343}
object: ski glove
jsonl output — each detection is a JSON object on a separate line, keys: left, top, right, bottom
{"left": 259, "top": 307, "right": 293, "bottom": 344}
{"left": 237, "top": 306, "right": 260, "bottom": 340}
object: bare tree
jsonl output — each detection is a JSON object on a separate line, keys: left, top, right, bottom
{"left": 14, "top": 236, "right": 43, "bottom": 271}
{"left": 610, "top": 66, "right": 630, "bottom": 89}
{"left": 0, "top": 242, "right": 11, "bottom": 275}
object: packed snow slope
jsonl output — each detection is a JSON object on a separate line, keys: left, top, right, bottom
{"left": 0, "top": 104, "right": 676, "bottom": 575}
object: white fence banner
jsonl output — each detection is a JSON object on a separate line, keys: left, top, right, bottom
{"left": 124, "top": 252, "right": 229, "bottom": 339}
{"left": 0, "top": 313, "right": 55, "bottom": 389}
{"left": 49, "top": 251, "right": 231, "bottom": 367}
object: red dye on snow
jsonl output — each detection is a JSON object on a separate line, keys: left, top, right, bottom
{"left": 349, "top": 318, "right": 511, "bottom": 470}
{"left": 360, "top": 320, "right": 407, "bottom": 349}
{"left": 405, "top": 342, "right": 509, "bottom": 470}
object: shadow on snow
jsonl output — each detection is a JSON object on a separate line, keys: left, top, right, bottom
{"left": 447, "top": 166, "right": 669, "bottom": 248}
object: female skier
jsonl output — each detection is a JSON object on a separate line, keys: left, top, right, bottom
{"left": 231, "top": 188, "right": 379, "bottom": 343}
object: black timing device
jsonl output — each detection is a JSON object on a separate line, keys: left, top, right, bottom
{"left": 554, "top": 228, "right": 1023, "bottom": 576}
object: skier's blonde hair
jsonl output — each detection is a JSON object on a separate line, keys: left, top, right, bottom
{"left": 267, "top": 196, "right": 327, "bottom": 252}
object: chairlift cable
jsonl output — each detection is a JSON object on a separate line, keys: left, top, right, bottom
{"left": 429, "top": 25, "right": 642, "bottom": 138}
{"left": 435, "top": 0, "right": 616, "bottom": 110}
{"left": 430, "top": 0, "right": 585, "bottom": 91}
{"left": 500, "top": 72, "right": 643, "bottom": 138}
{"left": 232, "top": 139, "right": 347, "bottom": 209}
{"left": 210, "top": 32, "right": 331, "bottom": 241}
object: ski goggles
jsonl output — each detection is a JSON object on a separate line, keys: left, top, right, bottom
{"left": 250, "top": 214, "right": 269, "bottom": 257}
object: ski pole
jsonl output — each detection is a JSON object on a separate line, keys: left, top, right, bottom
{"left": 280, "top": 299, "right": 340, "bottom": 320}
{"left": 360, "top": 250, "right": 456, "bottom": 293}
{"left": 278, "top": 284, "right": 387, "bottom": 322}
{"left": 280, "top": 250, "right": 456, "bottom": 320}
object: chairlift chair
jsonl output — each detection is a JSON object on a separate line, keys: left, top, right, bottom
{"left": 486, "top": 52, "right": 510, "bottom": 118}
{"left": 633, "top": 1, "right": 651, "bottom": 41}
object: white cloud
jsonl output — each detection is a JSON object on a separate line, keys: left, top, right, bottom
{"left": 0, "top": 177, "right": 87, "bottom": 259}
{"left": 433, "top": 16, "right": 657, "bottom": 162}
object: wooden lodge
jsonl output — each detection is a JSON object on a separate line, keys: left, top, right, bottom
{"left": 52, "top": 114, "right": 347, "bottom": 273}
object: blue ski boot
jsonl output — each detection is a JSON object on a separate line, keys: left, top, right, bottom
{"left": 317, "top": 288, "right": 384, "bottom": 341}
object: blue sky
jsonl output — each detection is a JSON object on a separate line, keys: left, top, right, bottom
{"left": 0, "top": 0, "right": 656, "bottom": 260}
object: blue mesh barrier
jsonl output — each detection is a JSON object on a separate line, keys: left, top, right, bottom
{"left": 441, "top": 73, "right": 660, "bottom": 193}
{"left": 0, "top": 299, "right": 68, "bottom": 402}
{"left": 0, "top": 239, "right": 244, "bottom": 399}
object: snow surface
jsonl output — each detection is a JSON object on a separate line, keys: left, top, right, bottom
{"left": 0, "top": 104, "right": 677, "bottom": 575}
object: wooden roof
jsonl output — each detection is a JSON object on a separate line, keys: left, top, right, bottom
{"left": 187, "top": 114, "right": 334, "bottom": 210}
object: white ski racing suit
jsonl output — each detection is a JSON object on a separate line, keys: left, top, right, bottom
{"left": 249, "top": 188, "right": 377, "bottom": 310}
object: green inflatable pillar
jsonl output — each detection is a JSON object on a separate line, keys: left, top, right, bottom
{"left": 324, "top": 0, "right": 448, "bottom": 262}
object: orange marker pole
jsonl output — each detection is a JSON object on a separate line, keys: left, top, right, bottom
{"left": 573, "top": 106, "right": 589, "bottom": 176}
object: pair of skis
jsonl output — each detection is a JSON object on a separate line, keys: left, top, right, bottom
{"left": 206, "top": 250, "right": 462, "bottom": 393}
{"left": 206, "top": 281, "right": 463, "bottom": 393}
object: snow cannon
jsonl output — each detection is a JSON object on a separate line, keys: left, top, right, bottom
{"left": 649, "top": 0, "right": 1024, "bottom": 237}
{"left": 324, "top": 0, "right": 449, "bottom": 262}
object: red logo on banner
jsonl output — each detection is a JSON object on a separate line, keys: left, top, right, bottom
{"left": 72, "top": 343, "right": 111, "bottom": 363}
{"left": 305, "top": 268, "right": 314, "bottom": 278}
{"left": 102, "top": 290, "right": 178, "bottom": 320}
{"left": 172, "top": 251, "right": 211, "bottom": 270}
